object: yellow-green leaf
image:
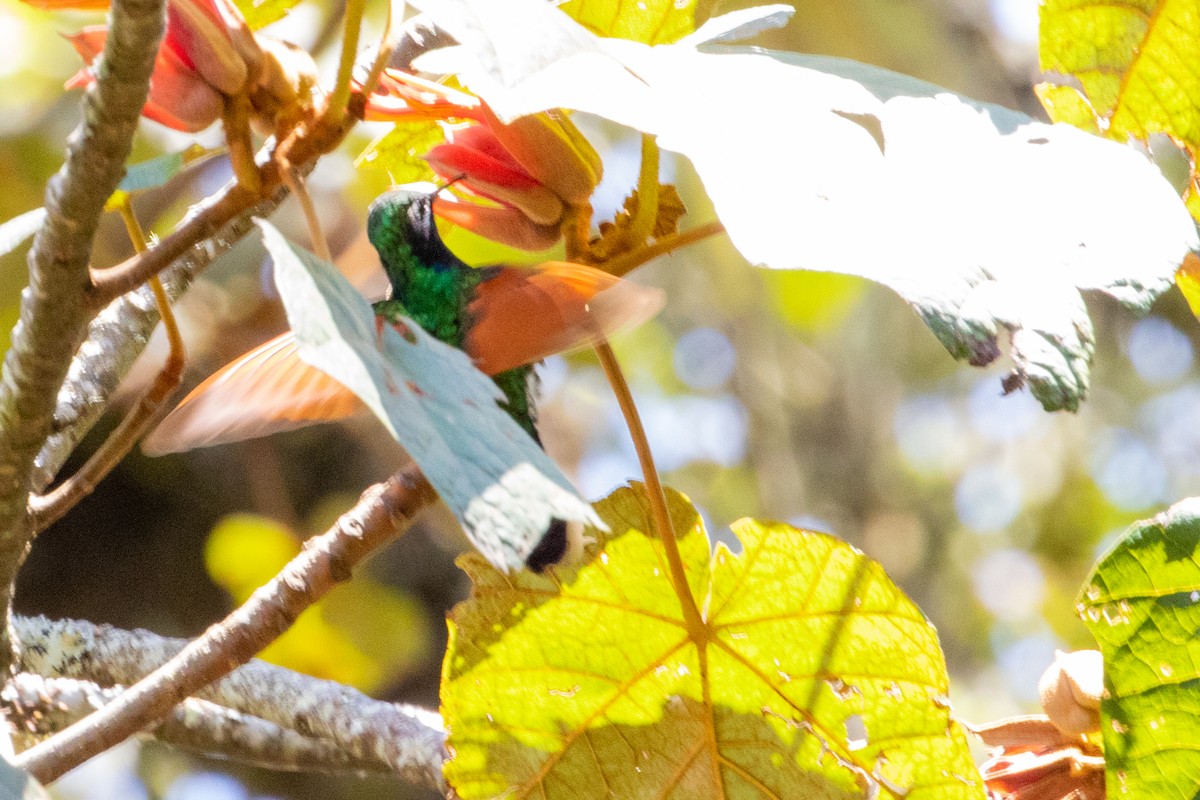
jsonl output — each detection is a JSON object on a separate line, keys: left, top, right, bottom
{"left": 1038, "top": 0, "right": 1200, "bottom": 213}
{"left": 558, "top": 0, "right": 713, "bottom": 44}
{"left": 355, "top": 122, "right": 443, "bottom": 184}
{"left": 233, "top": 0, "right": 298, "bottom": 30}
{"left": 1176, "top": 253, "right": 1200, "bottom": 319}
{"left": 443, "top": 485, "right": 981, "bottom": 800}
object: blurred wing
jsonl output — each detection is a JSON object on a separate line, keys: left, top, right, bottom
{"left": 465, "top": 261, "right": 665, "bottom": 375}
{"left": 143, "top": 332, "right": 365, "bottom": 455}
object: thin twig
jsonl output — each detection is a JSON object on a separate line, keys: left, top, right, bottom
{"left": 0, "top": 0, "right": 166, "bottom": 673}
{"left": 3, "top": 673, "right": 394, "bottom": 776}
{"left": 280, "top": 164, "right": 332, "bottom": 261}
{"left": 31, "top": 185, "right": 287, "bottom": 492}
{"left": 84, "top": 92, "right": 362, "bottom": 310}
{"left": 361, "top": 0, "right": 407, "bottom": 97}
{"left": 623, "top": 134, "right": 660, "bottom": 249}
{"left": 326, "top": 0, "right": 367, "bottom": 126}
{"left": 14, "top": 614, "right": 447, "bottom": 784}
{"left": 14, "top": 464, "right": 439, "bottom": 787}
{"left": 34, "top": 18, "right": 450, "bottom": 493}
{"left": 28, "top": 200, "right": 186, "bottom": 531}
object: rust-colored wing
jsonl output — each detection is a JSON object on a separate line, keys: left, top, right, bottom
{"left": 142, "top": 332, "right": 364, "bottom": 455}
{"left": 465, "top": 261, "right": 665, "bottom": 375}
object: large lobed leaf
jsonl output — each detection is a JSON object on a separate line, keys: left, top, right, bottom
{"left": 558, "top": 0, "right": 714, "bottom": 44}
{"left": 1078, "top": 497, "right": 1200, "bottom": 800}
{"left": 1037, "top": 0, "right": 1200, "bottom": 218}
{"left": 411, "top": 0, "right": 1197, "bottom": 412}
{"left": 443, "top": 484, "right": 981, "bottom": 799}
{"left": 258, "top": 220, "right": 600, "bottom": 573}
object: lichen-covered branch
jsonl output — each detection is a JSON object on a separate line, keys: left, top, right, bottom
{"left": 3, "top": 673, "right": 396, "bottom": 776}
{"left": 0, "top": 0, "right": 165, "bottom": 673}
{"left": 14, "top": 614, "right": 446, "bottom": 782}
{"left": 33, "top": 14, "right": 454, "bottom": 493}
{"left": 32, "top": 186, "right": 287, "bottom": 491}
{"left": 13, "top": 466, "right": 440, "bottom": 787}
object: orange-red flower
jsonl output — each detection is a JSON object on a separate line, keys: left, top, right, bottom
{"left": 365, "top": 69, "right": 602, "bottom": 251}
{"left": 61, "top": 0, "right": 315, "bottom": 135}
{"left": 971, "top": 651, "right": 1107, "bottom": 800}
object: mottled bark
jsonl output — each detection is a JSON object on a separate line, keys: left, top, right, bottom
{"left": 0, "top": 0, "right": 166, "bottom": 673}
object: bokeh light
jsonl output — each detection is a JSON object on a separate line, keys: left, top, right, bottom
{"left": 1089, "top": 428, "right": 1169, "bottom": 511}
{"left": 955, "top": 464, "right": 1023, "bottom": 534}
{"left": 972, "top": 549, "right": 1046, "bottom": 621}
{"left": 673, "top": 327, "right": 737, "bottom": 390}
{"left": 1126, "top": 316, "right": 1194, "bottom": 384}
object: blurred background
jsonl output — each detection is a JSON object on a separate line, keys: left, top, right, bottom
{"left": 2, "top": 0, "right": 1193, "bottom": 796}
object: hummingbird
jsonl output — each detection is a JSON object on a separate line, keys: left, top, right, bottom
{"left": 144, "top": 186, "right": 664, "bottom": 570}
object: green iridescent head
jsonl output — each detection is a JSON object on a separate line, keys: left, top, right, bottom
{"left": 366, "top": 185, "right": 461, "bottom": 290}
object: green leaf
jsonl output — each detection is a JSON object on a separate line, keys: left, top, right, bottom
{"left": 355, "top": 121, "right": 443, "bottom": 184}
{"left": 233, "top": 0, "right": 299, "bottom": 30}
{"left": 1078, "top": 498, "right": 1200, "bottom": 800}
{"left": 0, "top": 758, "right": 48, "bottom": 800}
{"left": 411, "top": 0, "right": 1197, "bottom": 413}
{"left": 1037, "top": 0, "right": 1200, "bottom": 218}
{"left": 257, "top": 219, "right": 601, "bottom": 573}
{"left": 444, "top": 484, "right": 981, "bottom": 800}
{"left": 558, "top": 0, "right": 712, "bottom": 44}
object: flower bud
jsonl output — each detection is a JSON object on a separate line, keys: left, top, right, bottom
{"left": 1039, "top": 649, "right": 1103, "bottom": 738}
{"left": 480, "top": 106, "right": 601, "bottom": 206}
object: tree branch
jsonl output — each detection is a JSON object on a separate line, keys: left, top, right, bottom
{"left": 0, "top": 0, "right": 165, "bottom": 673}
{"left": 13, "top": 615, "right": 446, "bottom": 783}
{"left": 33, "top": 13, "right": 455, "bottom": 494}
{"left": 12, "top": 465, "right": 440, "bottom": 788}
{"left": 3, "top": 673, "right": 396, "bottom": 776}
{"left": 31, "top": 186, "right": 288, "bottom": 492}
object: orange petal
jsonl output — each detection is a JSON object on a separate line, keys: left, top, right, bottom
{"left": 143, "top": 333, "right": 364, "bottom": 455}
{"left": 434, "top": 198, "right": 561, "bottom": 251}
{"left": 22, "top": 0, "right": 108, "bottom": 8}
{"left": 481, "top": 105, "right": 601, "bottom": 205}
{"left": 165, "top": 0, "right": 259, "bottom": 96}
{"left": 145, "top": 46, "right": 225, "bottom": 131}
{"left": 64, "top": 27, "right": 107, "bottom": 65}
{"left": 465, "top": 261, "right": 664, "bottom": 375}
{"left": 364, "top": 69, "right": 482, "bottom": 122}
{"left": 65, "top": 27, "right": 223, "bottom": 131}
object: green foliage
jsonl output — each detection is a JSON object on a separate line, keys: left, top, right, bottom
{"left": 558, "top": 0, "right": 713, "bottom": 43}
{"left": 444, "top": 484, "right": 980, "bottom": 799}
{"left": 1037, "top": 0, "right": 1200, "bottom": 218}
{"left": 1078, "top": 498, "right": 1200, "bottom": 799}
{"left": 107, "top": 145, "right": 219, "bottom": 208}
{"left": 355, "top": 122, "right": 442, "bottom": 186}
{"left": 232, "top": 0, "right": 300, "bottom": 30}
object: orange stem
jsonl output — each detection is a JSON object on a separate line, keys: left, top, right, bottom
{"left": 594, "top": 340, "right": 706, "bottom": 639}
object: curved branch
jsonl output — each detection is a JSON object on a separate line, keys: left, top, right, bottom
{"left": 4, "top": 673, "right": 394, "bottom": 776}
{"left": 14, "top": 615, "right": 446, "bottom": 782}
{"left": 13, "top": 465, "right": 441, "bottom": 788}
{"left": 0, "top": 0, "right": 166, "bottom": 671}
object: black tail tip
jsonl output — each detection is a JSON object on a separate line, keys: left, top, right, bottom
{"left": 525, "top": 518, "right": 569, "bottom": 573}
